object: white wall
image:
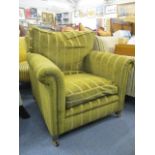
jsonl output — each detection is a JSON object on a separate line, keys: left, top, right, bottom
{"left": 115, "top": 0, "right": 135, "bottom": 4}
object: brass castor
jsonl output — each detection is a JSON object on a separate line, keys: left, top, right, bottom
{"left": 52, "top": 137, "right": 59, "bottom": 147}
{"left": 114, "top": 111, "right": 122, "bottom": 117}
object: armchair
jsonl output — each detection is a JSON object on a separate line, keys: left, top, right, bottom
{"left": 27, "top": 27, "right": 133, "bottom": 146}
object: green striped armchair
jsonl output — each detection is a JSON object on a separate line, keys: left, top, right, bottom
{"left": 27, "top": 27, "right": 133, "bottom": 146}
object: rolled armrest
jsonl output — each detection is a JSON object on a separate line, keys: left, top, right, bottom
{"left": 27, "top": 53, "right": 64, "bottom": 85}
{"left": 83, "top": 51, "right": 134, "bottom": 109}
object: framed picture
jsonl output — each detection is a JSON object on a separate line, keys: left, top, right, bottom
{"left": 42, "top": 12, "right": 55, "bottom": 25}
{"left": 25, "top": 8, "right": 31, "bottom": 19}
{"left": 105, "top": 5, "right": 117, "bottom": 14}
{"left": 117, "top": 3, "right": 135, "bottom": 17}
{"left": 47, "top": 13, "right": 55, "bottom": 25}
{"left": 19, "top": 8, "right": 25, "bottom": 20}
{"left": 30, "top": 8, "right": 37, "bottom": 18}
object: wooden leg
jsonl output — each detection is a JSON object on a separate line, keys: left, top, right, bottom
{"left": 52, "top": 136, "right": 59, "bottom": 147}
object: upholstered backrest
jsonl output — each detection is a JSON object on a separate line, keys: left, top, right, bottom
{"left": 27, "top": 26, "right": 95, "bottom": 72}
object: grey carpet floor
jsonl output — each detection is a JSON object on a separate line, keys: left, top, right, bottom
{"left": 19, "top": 86, "right": 135, "bottom": 155}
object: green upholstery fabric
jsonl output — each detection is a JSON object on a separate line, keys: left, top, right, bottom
{"left": 66, "top": 95, "right": 119, "bottom": 117}
{"left": 62, "top": 100, "right": 119, "bottom": 133}
{"left": 65, "top": 73, "right": 118, "bottom": 108}
{"left": 27, "top": 27, "right": 134, "bottom": 138}
{"left": 28, "top": 53, "right": 65, "bottom": 136}
{"left": 27, "top": 26, "right": 95, "bottom": 72}
{"left": 83, "top": 51, "right": 133, "bottom": 110}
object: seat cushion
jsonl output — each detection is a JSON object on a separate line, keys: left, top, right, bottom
{"left": 65, "top": 73, "right": 118, "bottom": 108}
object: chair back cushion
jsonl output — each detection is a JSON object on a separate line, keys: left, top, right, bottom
{"left": 27, "top": 26, "right": 95, "bottom": 72}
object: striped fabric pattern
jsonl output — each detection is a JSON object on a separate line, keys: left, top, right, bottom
{"left": 27, "top": 26, "right": 95, "bottom": 72}
{"left": 28, "top": 54, "right": 119, "bottom": 135}
{"left": 93, "top": 36, "right": 105, "bottom": 51}
{"left": 65, "top": 95, "right": 119, "bottom": 117}
{"left": 60, "top": 101, "right": 119, "bottom": 134}
{"left": 28, "top": 53, "right": 65, "bottom": 136}
{"left": 65, "top": 73, "right": 118, "bottom": 108}
{"left": 27, "top": 28, "right": 134, "bottom": 138}
{"left": 19, "top": 61, "right": 30, "bottom": 82}
{"left": 83, "top": 51, "right": 134, "bottom": 110}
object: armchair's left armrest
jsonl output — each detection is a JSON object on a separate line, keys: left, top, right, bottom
{"left": 27, "top": 53, "right": 64, "bottom": 85}
{"left": 27, "top": 53, "right": 65, "bottom": 136}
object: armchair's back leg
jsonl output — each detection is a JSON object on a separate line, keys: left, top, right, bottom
{"left": 114, "top": 111, "right": 122, "bottom": 117}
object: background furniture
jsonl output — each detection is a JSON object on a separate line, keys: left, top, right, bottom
{"left": 19, "top": 37, "right": 30, "bottom": 82}
{"left": 115, "top": 44, "right": 135, "bottom": 56}
{"left": 110, "top": 18, "right": 135, "bottom": 35}
{"left": 27, "top": 27, "right": 133, "bottom": 145}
